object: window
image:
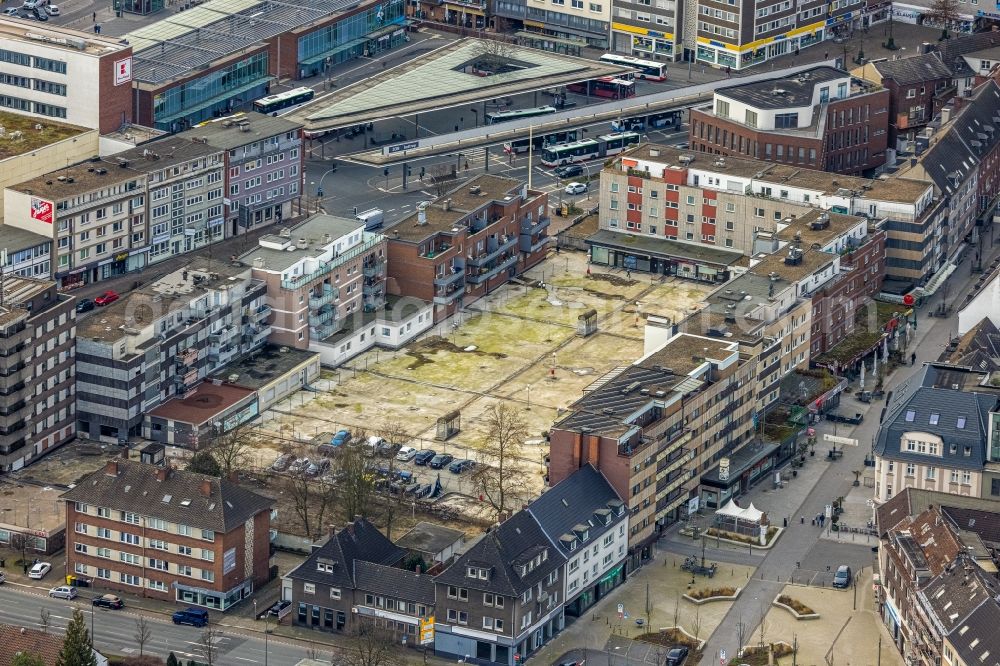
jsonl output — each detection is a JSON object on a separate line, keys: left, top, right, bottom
{"left": 330, "top": 588, "right": 341, "bottom": 600}
{"left": 446, "top": 609, "right": 468, "bottom": 625}
{"left": 957, "top": 416, "right": 967, "bottom": 429}
{"left": 905, "top": 463, "right": 915, "bottom": 476}
{"left": 774, "top": 113, "right": 798, "bottom": 129}
{"left": 121, "top": 511, "right": 139, "bottom": 525}
{"left": 75, "top": 522, "right": 89, "bottom": 534}
{"left": 201, "top": 549, "right": 215, "bottom": 562}
{"left": 929, "top": 413, "right": 939, "bottom": 425}
{"left": 120, "top": 573, "right": 141, "bottom": 586}
{"left": 201, "top": 570, "right": 215, "bottom": 582}
{"left": 926, "top": 467, "right": 936, "bottom": 480}
{"left": 120, "top": 532, "right": 140, "bottom": 545}
{"left": 96, "top": 507, "right": 111, "bottom": 518}
{"left": 177, "top": 525, "right": 192, "bottom": 537}
{"left": 201, "top": 529, "right": 215, "bottom": 542}
{"left": 178, "top": 545, "right": 192, "bottom": 556}
{"left": 447, "top": 586, "right": 468, "bottom": 601}
{"left": 904, "top": 409, "right": 915, "bottom": 422}
{"left": 75, "top": 502, "right": 89, "bottom": 514}
{"left": 75, "top": 543, "right": 88, "bottom": 554}
{"left": 745, "top": 110, "right": 758, "bottom": 128}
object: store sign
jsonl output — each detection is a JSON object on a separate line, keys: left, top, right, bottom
{"left": 30, "top": 197, "right": 53, "bottom": 224}
{"left": 114, "top": 252, "right": 129, "bottom": 262}
{"left": 223, "top": 547, "right": 237, "bottom": 574}
{"left": 114, "top": 57, "right": 133, "bottom": 86}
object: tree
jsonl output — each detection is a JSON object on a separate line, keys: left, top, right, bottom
{"left": 334, "top": 434, "right": 378, "bottom": 525}
{"left": 188, "top": 451, "right": 221, "bottom": 477}
{"left": 757, "top": 603, "right": 768, "bottom": 649}
{"left": 403, "top": 553, "right": 428, "bottom": 573}
{"left": 199, "top": 627, "right": 221, "bottom": 666}
{"left": 376, "top": 423, "right": 412, "bottom": 536}
{"left": 123, "top": 658, "right": 165, "bottom": 666}
{"left": 165, "top": 654, "right": 180, "bottom": 666}
{"left": 38, "top": 608, "right": 51, "bottom": 635}
{"left": 470, "top": 37, "right": 519, "bottom": 74}
{"left": 342, "top": 622, "right": 404, "bottom": 666}
{"left": 56, "top": 608, "right": 97, "bottom": 666}
{"left": 735, "top": 613, "right": 749, "bottom": 655}
{"left": 282, "top": 470, "right": 336, "bottom": 540}
{"left": 471, "top": 402, "right": 528, "bottom": 521}
{"left": 691, "top": 603, "right": 702, "bottom": 640}
{"left": 929, "top": 0, "right": 960, "bottom": 39}
{"left": 203, "top": 422, "right": 255, "bottom": 478}
{"left": 134, "top": 615, "right": 153, "bottom": 656}
{"left": 12, "top": 653, "right": 45, "bottom": 666}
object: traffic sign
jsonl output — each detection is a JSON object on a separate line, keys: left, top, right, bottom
{"left": 720, "top": 649, "right": 727, "bottom": 663}
{"left": 617, "top": 603, "right": 624, "bottom": 619}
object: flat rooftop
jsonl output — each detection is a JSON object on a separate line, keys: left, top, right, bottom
{"left": 392, "top": 174, "right": 524, "bottom": 242}
{"left": 716, "top": 66, "right": 853, "bottom": 110}
{"left": 0, "top": 277, "right": 54, "bottom": 328}
{"left": 0, "top": 19, "right": 131, "bottom": 56}
{"left": 775, "top": 210, "right": 866, "bottom": 248}
{"left": 0, "top": 111, "right": 90, "bottom": 161}
{"left": 395, "top": 521, "right": 466, "bottom": 557}
{"left": 210, "top": 345, "right": 318, "bottom": 390}
{"left": 118, "top": 0, "right": 372, "bottom": 85}
{"left": 750, "top": 247, "right": 836, "bottom": 283}
{"left": 0, "top": 479, "right": 65, "bottom": 535}
{"left": 862, "top": 177, "right": 933, "bottom": 203}
{"left": 239, "top": 214, "right": 371, "bottom": 273}
{"left": 639, "top": 333, "right": 738, "bottom": 376}
{"left": 586, "top": 229, "right": 743, "bottom": 266}
{"left": 148, "top": 381, "right": 255, "bottom": 425}
{"left": 11, "top": 161, "right": 144, "bottom": 199}
{"left": 107, "top": 136, "right": 220, "bottom": 172}
{"left": 286, "top": 39, "right": 629, "bottom": 130}
{"left": 0, "top": 225, "right": 49, "bottom": 252}
{"left": 186, "top": 112, "right": 302, "bottom": 150}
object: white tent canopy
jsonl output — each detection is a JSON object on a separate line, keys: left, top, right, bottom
{"left": 715, "top": 499, "right": 764, "bottom": 524}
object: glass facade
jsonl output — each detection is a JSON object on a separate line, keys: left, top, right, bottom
{"left": 297, "top": 0, "right": 407, "bottom": 77}
{"left": 152, "top": 52, "right": 270, "bottom": 132}
{"left": 120, "top": 0, "right": 164, "bottom": 15}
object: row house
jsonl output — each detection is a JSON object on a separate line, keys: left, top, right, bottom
{"left": 178, "top": 112, "right": 303, "bottom": 238}
{"left": 549, "top": 331, "right": 756, "bottom": 562}
{"left": 75, "top": 262, "right": 269, "bottom": 444}
{"left": 387, "top": 175, "right": 550, "bottom": 324}
{"left": 0, "top": 278, "right": 76, "bottom": 472}
{"left": 1, "top": 227, "right": 51, "bottom": 280}
{"left": 62, "top": 459, "right": 274, "bottom": 610}
{"left": 4, "top": 162, "right": 148, "bottom": 291}
{"left": 689, "top": 66, "right": 891, "bottom": 176}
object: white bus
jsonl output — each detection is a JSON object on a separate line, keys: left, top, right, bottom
{"left": 599, "top": 53, "right": 668, "bottom": 81}
{"left": 252, "top": 87, "right": 315, "bottom": 115}
{"left": 540, "top": 132, "right": 641, "bottom": 166}
{"left": 485, "top": 106, "right": 558, "bottom": 125}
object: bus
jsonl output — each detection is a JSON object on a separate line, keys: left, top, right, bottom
{"left": 565, "top": 77, "right": 636, "bottom": 99}
{"left": 508, "top": 129, "right": 579, "bottom": 154}
{"left": 611, "top": 109, "right": 683, "bottom": 132}
{"left": 540, "top": 132, "right": 641, "bottom": 166}
{"left": 599, "top": 53, "right": 669, "bottom": 81}
{"left": 252, "top": 87, "right": 315, "bottom": 115}
{"left": 485, "top": 105, "right": 558, "bottom": 125}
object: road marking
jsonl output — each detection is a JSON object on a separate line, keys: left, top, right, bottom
{"left": 386, "top": 208, "right": 396, "bottom": 213}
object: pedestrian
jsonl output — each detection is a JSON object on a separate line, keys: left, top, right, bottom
{"left": 725, "top": 65, "right": 731, "bottom": 78}
{"left": 911, "top": 351, "right": 917, "bottom": 366}
{"left": 824, "top": 51, "right": 829, "bottom": 60}
{"left": 92, "top": 10, "right": 96, "bottom": 22}
{"left": 801, "top": 516, "right": 805, "bottom": 524}
{"left": 626, "top": 269, "right": 631, "bottom": 279}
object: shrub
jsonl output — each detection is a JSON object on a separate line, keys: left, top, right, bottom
{"left": 688, "top": 587, "right": 737, "bottom": 600}
{"left": 777, "top": 595, "right": 815, "bottom": 615}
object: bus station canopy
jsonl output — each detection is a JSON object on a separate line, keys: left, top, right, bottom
{"left": 284, "top": 38, "right": 629, "bottom": 132}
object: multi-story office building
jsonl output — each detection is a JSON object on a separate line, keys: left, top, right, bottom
{"left": 4, "top": 162, "right": 148, "bottom": 290}
{"left": 492, "top": 0, "right": 611, "bottom": 48}
{"left": 609, "top": 0, "right": 679, "bottom": 59}
{"left": 62, "top": 459, "right": 274, "bottom": 610}
{"left": 1, "top": 227, "right": 51, "bottom": 279}
{"left": 179, "top": 113, "right": 304, "bottom": 237}
{"left": 127, "top": 0, "right": 407, "bottom": 131}
{"left": 0, "top": 277, "right": 75, "bottom": 472}
{"left": 0, "top": 20, "right": 133, "bottom": 133}
{"left": 689, "top": 66, "right": 891, "bottom": 176}
{"left": 387, "top": 175, "right": 551, "bottom": 323}
{"left": 75, "top": 262, "right": 269, "bottom": 443}
{"left": 108, "top": 137, "right": 225, "bottom": 265}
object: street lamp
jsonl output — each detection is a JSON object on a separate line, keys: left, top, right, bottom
{"left": 316, "top": 167, "right": 337, "bottom": 212}
{"left": 253, "top": 600, "right": 270, "bottom": 666}
{"left": 309, "top": 181, "right": 316, "bottom": 213}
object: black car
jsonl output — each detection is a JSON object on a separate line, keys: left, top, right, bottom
{"left": 33, "top": 8, "right": 48, "bottom": 20}
{"left": 665, "top": 646, "right": 689, "bottom": 666}
{"left": 76, "top": 299, "right": 95, "bottom": 313}
{"left": 554, "top": 164, "right": 582, "bottom": 179}
{"left": 266, "top": 600, "right": 291, "bottom": 618}
{"left": 448, "top": 459, "right": 475, "bottom": 474}
{"left": 413, "top": 449, "right": 436, "bottom": 466}
{"left": 92, "top": 594, "right": 124, "bottom": 609}
{"left": 429, "top": 453, "right": 454, "bottom": 469}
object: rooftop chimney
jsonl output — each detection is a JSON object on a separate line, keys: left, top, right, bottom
{"left": 417, "top": 203, "right": 427, "bottom": 226}
{"left": 156, "top": 466, "right": 171, "bottom": 482}
{"left": 105, "top": 460, "right": 119, "bottom": 476}
{"left": 200, "top": 479, "right": 212, "bottom": 497}
{"left": 443, "top": 199, "right": 452, "bottom": 212}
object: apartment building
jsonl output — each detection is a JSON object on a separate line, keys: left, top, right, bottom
{"left": 62, "top": 459, "right": 274, "bottom": 610}
{"left": 4, "top": 162, "right": 147, "bottom": 290}
{"left": 434, "top": 511, "right": 566, "bottom": 666}
{"left": 526, "top": 464, "right": 628, "bottom": 618}
{"left": 688, "top": 66, "right": 891, "bottom": 176}
{"left": 873, "top": 364, "right": 1000, "bottom": 503}
{"left": 609, "top": 0, "right": 679, "bottom": 60}
{"left": 75, "top": 262, "right": 269, "bottom": 444}
{"left": 0, "top": 277, "right": 75, "bottom": 472}
{"left": 549, "top": 331, "right": 757, "bottom": 564}
{"left": 107, "top": 137, "right": 225, "bottom": 265}
{"left": 179, "top": 112, "right": 303, "bottom": 238}
{"left": 492, "top": 0, "right": 611, "bottom": 48}
{"left": 0, "top": 20, "right": 132, "bottom": 133}
{"left": 387, "top": 175, "right": 550, "bottom": 323}
{"left": 1, "top": 227, "right": 51, "bottom": 279}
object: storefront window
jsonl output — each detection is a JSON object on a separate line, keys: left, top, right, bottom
{"left": 717, "top": 51, "right": 736, "bottom": 68}
{"left": 696, "top": 45, "right": 717, "bottom": 63}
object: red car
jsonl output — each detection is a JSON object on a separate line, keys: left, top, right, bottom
{"left": 94, "top": 290, "right": 119, "bottom": 306}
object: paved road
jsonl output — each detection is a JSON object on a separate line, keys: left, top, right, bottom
{"left": 0, "top": 582, "right": 316, "bottom": 665}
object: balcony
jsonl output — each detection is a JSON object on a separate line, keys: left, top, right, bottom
{"left": 175, "top": 347, "right": 199, "bottom": 367}
{"left": 0, "top": 359, "right": 27, "bottom": 378}
{"left": 467, "top": 254, "right": 518, "bottom": 284}
{"left": 761, "top": 337, "right": 781, "bottom": 358}
{"left": 434, "top": 267, "right": 465, "bottom": 288}
{"left": 0, "top": 383, "right": 28, "bottom": 402}
{"left": 309, "top": 307, "right": 335, "bottom": 327}
{"left": 0, "top": 399, "right": 27, "bottom": 417}
{"left": 0, "top": 369, "right": 30, "bottom": 392}
{"left": 280, "top": 236, "right": 384, "bottom": 290}
{"left": 0, "top": 418, "right": 26, "bottom": 436}
{"left": 0, "top": 341, "right": 27, "bottom": 358}
{"left": 309, "top": 290, "right": 335, "bottom": 309}
{"left": 0, "top": 433, "right": 27, "bottom": 454}
{"left": 208, "top": 344, "right": 237, "bottom": 365}
{"left": 251, "top": 304, "right": 273, "bottom": 321}
{"left": 527, "top": 235, "right": 553, "bottom": 254}
{"left": 434, "top": 286, "right": 464, "bottom": 305}
{"left": 363, "top": 259, "right": 386, "bottom": 279}
{"left": 420, "top": 242, "right": 453, "bottom": 260}
{"left": 520, "top": 216, "right": 551, "bottom": 237}
{"left": 243, "top": 324, "right": 272, "bottom": 348}
{"left": 658, "top": 470, "right": 688, "bottom": 498}
{"left": 468, "top": 235, "right": 518, "bottom": 267}
{"left": 313, "top": 323, "right": 336, "bottom": 340}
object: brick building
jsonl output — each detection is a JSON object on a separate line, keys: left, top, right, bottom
{"left": 386, "top": 175, "right": 550, "bottom": 323}
{"left": 689, "top": 66, "right": 890, "bottom": 176}
{"left": 0, "top": 277, "right": 76, "bottom": 472}
{"left": 62, "top": 459, "right": 274, "bottom": 610}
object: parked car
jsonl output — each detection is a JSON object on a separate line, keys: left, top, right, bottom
{"left": 554, "top": 164, "right": 582, "bottom": 179}
{"left": 429, "top": 453, "right": 454, "bottom": 469}
{"left": 377, "top": 440, "right": 400, "bottom": 457}
{"left": 288, "top": 457, "right": 309, "bottom": 474}
{"left": 172, "top": 607, "right": 209, "bottom": 627}
{"left": 94, "top": 290, "right": 119, "bottom": 306}
{"left": 3, "top": 8, "right": 20, "bottom": 15}
{"left": 833, "top": 565, "right": 852, "bottom": 588}
{"left": 33, "top": 8, "right": 47, "bottom": 19}
{"left": 396, "top": 469, "right": 414, "bottom": 483}
{"left": 75, "top": 298, "right": 95, "bottom": 313}
{"left": 413, "top": 449, "right": 436, "bottom": 466}
{"left": 92, "top": 594, "right": 124, "bottom": 609}
{"left": 49, "top": 585, "right": 77, "bottom": 600}
{"left": 28, "top": 562, "right": 51, "bottom": 579}
{"left": 396, "top": 446, "right": 417, "bottom": 462}
{"left": 826, "top": 411, "right": 863, "bottom": 425}
{"left": 448, "top": 459, "right": 476, "bottom": 474}
{"left": 564, "top": 182, "right": 587, "bottom": 195}
{"left": 0, "top": 571, "right": 6, "bottom": 584}
{"left": 665, "top": 646, "right": 689, "bottom": 666}
{"left": 45, "top": 4, "right": 59, "bottom": 14}
{"left": 266, "top": 600, "right": 291, "bottom": 617}
{"left": 331, "top": 429, "right": 351, "bottom": 447}
{"left": 304, "top": 462, "right": 320, "bottom": 477}
{"left": 271, "top": 452, "right": 294, "bottom": 472}
{"left": 365, "top": 435, "right": 385, "bottom": 455}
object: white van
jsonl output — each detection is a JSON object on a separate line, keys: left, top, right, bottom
{"left": 356, "top": 208, "right": 384, "bottom": 230}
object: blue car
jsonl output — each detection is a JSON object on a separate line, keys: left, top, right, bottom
{"left": 331, "top": 430, "right": 351, "bottom": 447}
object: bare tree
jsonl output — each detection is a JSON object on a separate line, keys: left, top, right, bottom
{"left": 204, "top": 422, "right": 256, "bottom": 478}
{"left": 471, "top": 402, "right": 528, "bottom": 521}
{"left": 376, "top": 423, "right": 412, "bottom": 537}
{"left": 335, "top": 433, "right": 378, "bottom": 524}
{"left": 281, "top": 472, "right": 335, "bottom": 541}
{"left": 342, "top": 622, "right": 404, "bottom": 666}
{"left": 929, "top": 0, "right": 960, "bottom": 38}
{"left": 735, "top": 613, "right": 748, "bottom": 655}
{"left": 471, "top": 37, "right": 520, "bottom": 74}
{"left": 691, "top": 603, "right": 702, "bottom": 640}
{"left": 757, "top": 603, "right": 768, "bottom": 649}
{"left": 134, "top": 615, "right": 153, "bottom": 656}
{"left": 672, "top": 593, "right": 680, "bottom": 629}
{"left": 38, "top": 608, "right": 50, "bottom": 635}
{"left": 199, "top": 626, "right": 221, "bottom": 666}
